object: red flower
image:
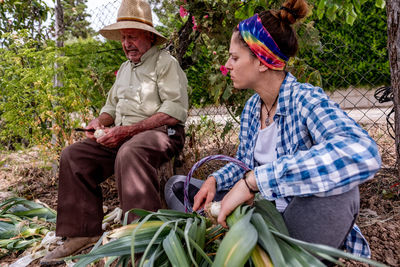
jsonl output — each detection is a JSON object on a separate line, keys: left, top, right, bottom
{"left": 192, "top": 16, "right": 198, "bottom": 31}
{"left": 220, "top": 65, "right": 228, "bottom": 76}
{"left": 179, "top": 6, "right": 188, "bottom": 18}
{"left": 114, "top": 70, "right": 118, "bottom": 76}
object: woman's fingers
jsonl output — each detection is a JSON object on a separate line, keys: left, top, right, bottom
{"left": 193, "top": 191, "right": 207, "bottom": 211}
{"left": 193, "top": 177, "right": 217, "bottom": 211}
{"left": 217, "top": 179, "right": 255, "bottom": 228}
{"left": 205, "top": 191, "right": 215, "bottom": 205}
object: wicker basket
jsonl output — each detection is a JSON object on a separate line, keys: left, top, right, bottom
{"left": 184, "top": 154, "right": 250, "bottom": 212}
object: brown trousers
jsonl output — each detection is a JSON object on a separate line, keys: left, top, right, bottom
{"left": 55, "top": 125, "right": 185, "bottom": 237}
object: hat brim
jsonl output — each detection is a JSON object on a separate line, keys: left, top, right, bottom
{"left": 99, "top": 21, "right": 167, "bottom": 45}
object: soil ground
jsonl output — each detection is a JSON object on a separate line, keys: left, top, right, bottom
{"left": 0, "top": 124, "right": 399, "bottom": 266}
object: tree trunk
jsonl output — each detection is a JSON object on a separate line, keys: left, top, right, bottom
{"left": 51, "top": 0, "right": 65, "bottom": 177}
{"left": 55, "top": 0, "right": 64, "bottom": 48}
{"left": 386, "top": 0, "right": 400, "bottom": 172}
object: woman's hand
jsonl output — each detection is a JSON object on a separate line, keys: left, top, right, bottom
{"left": 193, "top": 176, "right": 217, "bottom": 211}
{"left": 217, "top": 171, "right": 257, "bottom": 228}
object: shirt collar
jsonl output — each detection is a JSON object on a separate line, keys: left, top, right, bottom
{"left": 130, "top": 46, "right": 158, "bottom": 67}
{"left": 275, "top": 72, "right": 297, "bottom": 116}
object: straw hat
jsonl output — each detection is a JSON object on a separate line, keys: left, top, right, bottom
{"left": 99, "top": 0, "right": 167, "bottom": 45}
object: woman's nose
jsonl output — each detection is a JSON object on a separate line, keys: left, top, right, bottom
{"left": 225, "top": 59, "right": 232, "bottom": 70}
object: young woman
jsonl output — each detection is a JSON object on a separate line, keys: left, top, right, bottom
{"left": 165, "top": 0, "right": 381, "bottom": 258}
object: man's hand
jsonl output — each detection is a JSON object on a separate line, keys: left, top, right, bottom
{"left": 96, "top": 125, "right": 136, "bottom": 148}
{"left": 94, "top": 112, "right": 179, "bottom": 148}
{"left": 193, "top": 176, "right": 217, "bottom": 211}
{"left": 85, "top": 118, "right": 103, "bottom": 140}
{"left": 217, "top": 171, "right": 257, "bottom": 228}
{"left": 85, "top": 113, "right": 114, "bottom": 140}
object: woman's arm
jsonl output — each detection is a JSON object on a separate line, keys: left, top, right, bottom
{"left": 255, "top": 99, "right": 381, "bottom": 200}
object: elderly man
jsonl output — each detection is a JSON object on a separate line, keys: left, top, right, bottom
{"left": 40, "top": 0, "right": 188, "bottom": 264}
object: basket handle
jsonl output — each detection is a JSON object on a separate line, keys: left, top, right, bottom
{"left": 184, "top": 155, "right": 250, "bottom": 212}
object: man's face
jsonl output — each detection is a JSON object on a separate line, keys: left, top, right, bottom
{"left": 120, "top": 29, "right": 154, "bottom": 63}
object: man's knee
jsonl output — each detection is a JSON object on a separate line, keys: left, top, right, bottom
{"left": 60, "top": 143, "right": 79, "bottom": 163}
{"left": 60, "top": 140, "right": 95, "bottom": 161}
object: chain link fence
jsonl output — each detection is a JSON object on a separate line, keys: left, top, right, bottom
{"left": 86, "top": 0, "right": 394, "bottom": 171}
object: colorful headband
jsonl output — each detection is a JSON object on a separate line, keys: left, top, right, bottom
{"left": 238, "top": 14, "right": 288, "bottom": 70}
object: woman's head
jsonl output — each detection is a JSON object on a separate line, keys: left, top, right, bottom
{"left": 225, "top": 31, "right": 263, "bottom": 89}
{"left": 232, "top": 0, "right": 309, "bottom": 68}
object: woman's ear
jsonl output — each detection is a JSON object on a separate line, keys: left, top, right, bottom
{"left": 258, "top": 61, "right": 268, "bottom": 72}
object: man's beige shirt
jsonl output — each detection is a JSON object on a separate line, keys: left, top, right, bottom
{"left": 100, "top": 46, "right": 188, "bottom": 126}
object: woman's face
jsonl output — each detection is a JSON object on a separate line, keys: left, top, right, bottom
{"left": 225, "top": 32, "right": 260, "bottom": 89}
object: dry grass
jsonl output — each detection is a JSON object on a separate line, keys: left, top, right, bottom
{"left": 0, "top": 122, "right": 398, "bottom": 266}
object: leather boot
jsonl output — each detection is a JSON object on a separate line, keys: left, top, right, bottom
{"left": 40, "top": 236, "right": 100, "bottom": 266}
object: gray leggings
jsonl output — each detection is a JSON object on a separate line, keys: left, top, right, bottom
{"left": 164, "top": 175, "right": 359, "bottom": 249}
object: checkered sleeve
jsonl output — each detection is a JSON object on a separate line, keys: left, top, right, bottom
{"left": 211, "top": 96, "right": 257, "bottom": 191}
{"left": 255, "top": 98, "right": 381, "bottom": 200}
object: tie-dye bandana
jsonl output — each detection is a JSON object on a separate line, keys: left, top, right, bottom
{"left": 238, "top": 14, "right": 288, "bottom": 70}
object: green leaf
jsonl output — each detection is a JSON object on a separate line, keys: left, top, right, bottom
{"left": 250, "top": 244, "right": 273, "bottom": 267}
{"left": 132, "top": 209, "right": 153, "bottom": 218}
{"left": 271, "top": 230, "right": 388, "bottom": 267}
{"left": 142, "top": 244, "right": 163, "bottom": 267}
{"left": 254, "top": 199, "right": 289, "bottom": 235}
{"left": 213, "top": 210, "right": 257, "bottom": 267}
{"left": 326, "top": 4, "right": 339, "bottom": 21}
{"left": 174, "top": 227, "right": 213, "bottom": 265}
{"left": 156, "top": 209, "right": 197, "bottom": 218}
{"left": 139, "top": 221, "right": 175, "bottom": 267}
{"left": 352, "top": 0, "right": 361, "bottom": 13}
{"left": 162, "top": 230, "right": 190, "bottom": 267}
{"left": 0, "top": 197, "right": 56, "bottom": 222}
{"left": 375, "top": 0, "right": 385, "bottom": 9}
{"left": 192, "top": 217, "right": 206, "bottom": 263}
{"left": 251, "top": 213, "right": 286, "bottom": 266}
{"left": 183, "top": 218, "right": 198, "bottom": 267}
{"left": 275, "top": 238, "right": 308, "bottom": 267}
{"left": 13, "top": 208, "right": 56, "bottom": 222}
{"left": 0, "top": 222, "right": 17, "bottom": 239}
{"left": 316, "top": 0, "right": 326, "bottom": 19}
{"left": 74, "top": 234, "right": 165, "bottom": 266}
{"left": 345, "top": 7, "right": 357, "bottom": 25}
{"left": 226, "top": 204, "right": 250, "bottom": 227}
{"left": 277, "top": 238, "right": 327, "bottom": 267}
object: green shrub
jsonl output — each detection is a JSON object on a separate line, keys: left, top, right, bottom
{"left": 298, "top": 1, "right": 389, "bottom": 90}
{"left": 0, "top": 32, "right": 125, "bottom": 150}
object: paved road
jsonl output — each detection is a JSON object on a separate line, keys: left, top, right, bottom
{"left": 187, "top": 106, "right": 393, "bottom": 125}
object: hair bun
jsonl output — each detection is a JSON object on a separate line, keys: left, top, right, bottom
{"left": 279, "top": 0, "right": 308, "bottom": 24}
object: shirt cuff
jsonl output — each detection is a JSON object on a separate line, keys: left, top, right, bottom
{"left": 100, "top": 106, "right": 116, "bottom": 119}
{"left": 158, "top": 100, "right": 188, "bottom": 123}
{"left": 254, "top": 163, "right": 281, "bottom": 200}
{"left": 209, "top": 172, "right": 224, "bottom": 191}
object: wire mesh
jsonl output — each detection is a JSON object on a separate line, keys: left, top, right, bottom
{"left": 83, "top": 1, "right": 395, "bottom": 170}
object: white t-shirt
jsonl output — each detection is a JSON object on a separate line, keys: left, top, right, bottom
{"left": 254, "top": 122, "right": 288, "bottom": 212}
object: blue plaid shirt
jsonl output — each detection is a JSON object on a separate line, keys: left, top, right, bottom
{"left": 212, "top": 72, "right": 381, "bottom": 257}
